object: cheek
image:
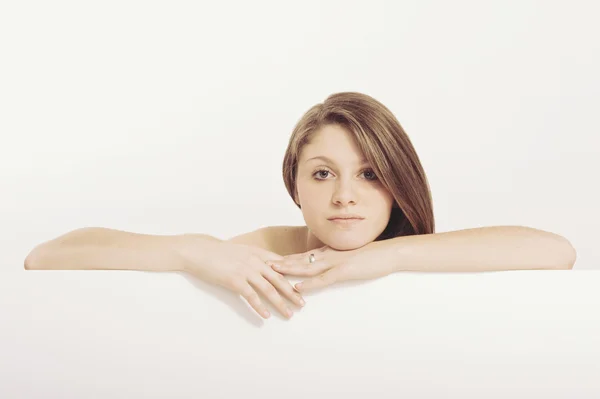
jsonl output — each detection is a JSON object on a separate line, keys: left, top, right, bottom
{"left": 297, "top": 182, "right": 324, "bottom": 217}
{"left": 298, "top": 182, "right": 326, "bottom": 204}
{"left": 371, "top": 191, "right": 395, "bottom": 221}
{"left": 377, "top": 187, "right": 395, "bottom": 208}
{"left": 301, "top": 197, "right": 326, "bottom": 219}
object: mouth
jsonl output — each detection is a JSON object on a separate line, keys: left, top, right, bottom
{"left": 327, "top": 214, "right": 365, "bottom": 221}
{"left": 328, "top": 218, "right": 364, "bottom": 226}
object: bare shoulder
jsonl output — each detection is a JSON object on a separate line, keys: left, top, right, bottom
{"left": 227, "top": 225, "right": 307, "bottom": 256}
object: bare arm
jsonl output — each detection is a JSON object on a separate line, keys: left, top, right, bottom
{"left": 374, "top": 225, "right": 577, "bottom": 272}
{"left": 23, "top": 227, "right": 220, "bottom": 272}
{"left": 23, "top": 226, "right": 305, "bottom": 319}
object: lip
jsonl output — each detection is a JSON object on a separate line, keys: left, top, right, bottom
{"left": 327, "top": 214, "right": 365, "bottom": 220}
{"left": 328, "top": 218, "right": 364, "bottom": 226}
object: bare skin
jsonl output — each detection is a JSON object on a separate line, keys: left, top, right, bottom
{"left": 293, "top": 124, "right": 395, "bottom": 251}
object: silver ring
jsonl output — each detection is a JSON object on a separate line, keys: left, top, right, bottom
{"left": 308, "top": 253, "right": 316, "bottom": 264}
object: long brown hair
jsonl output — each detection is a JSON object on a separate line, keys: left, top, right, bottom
{"left": 282, "top": 91, "right": 435, "bottom": 240}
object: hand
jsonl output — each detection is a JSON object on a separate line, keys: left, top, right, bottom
{"left": 267, "top": 242, "right": 394, "bottom": 292}
{"left": 176, "top": 236, "right": 305, "bottom": 319}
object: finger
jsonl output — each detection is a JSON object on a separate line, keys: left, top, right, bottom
{"left": 257, "top": 249, "right": 285, "bottom": 262}
{"left": 248, "top": 274, "right": 294, "bottom": 319}
{"left": 296, "top": 269, "right": 339, "bottom": 292}
{"left": 281, "top": 246, "right": 327, "bottom": 261}
{"left": 262, "top": 269, "right": 306, "bottom": 308}
{"left": 268, "top": 260, "right": 330, "bottom": 277}
{"left": 234, "top": 280, "right": 271, "bottom": 319}
{"left": 280, "top": 252, "right": 308, "bottom": 262}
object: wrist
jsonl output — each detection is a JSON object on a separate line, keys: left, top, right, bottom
{"left": 368, "top": 238, "right": 403, "bottom": 273}
{"left": 170, "top": 234, "right": 222, "bottom": 273}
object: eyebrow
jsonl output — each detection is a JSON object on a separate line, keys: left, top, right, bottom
{"left": 305, "top": 155, "right": 369, "bottom": 164}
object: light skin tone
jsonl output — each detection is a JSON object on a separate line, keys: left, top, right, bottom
{"left": 293, "top": 123, "right": 395, "bottom": 252}
{"left": 21, "top": 122, "right": 576, "bottom": 322}
{"left": 266, "top": 126, "right": 576, "bottom": 294}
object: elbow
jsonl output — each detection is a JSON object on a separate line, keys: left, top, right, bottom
{"left": 518, "top": 226, "right": 577, "bottom": 270}
{"left": 24, "top": 227, "right": 99, "bottom": 270}
{"left": 563, "top": 239, "right": 577, "bottom": 269}
{"left": 24, "top": 244, "right": 48, "bottom": 270}
{"left": 24, "top": 249, "right": 37, "bottom": 270}
{"left": 553, "top": 235, "right": 577, "bottom": 270}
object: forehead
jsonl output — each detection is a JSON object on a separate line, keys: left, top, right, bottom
{"left": 299, "top": 124, "right": 366, "bottom": 163}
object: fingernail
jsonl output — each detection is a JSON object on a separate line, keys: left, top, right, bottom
{"left": 264, "top": 310, "right": 271, "bottom": 318}
{"left": 296, "top": 283, "right": 303, "bottom": 290}
{"left": 287, "top": 309, "right": 293, "bottom": 318}
{"left": 272, "top": 263, "right": 281, "bottom": 269}
{"left": 299, "top": 298, "right": 305, "bottom": 306}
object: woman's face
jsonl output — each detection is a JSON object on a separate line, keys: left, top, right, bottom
{"left": 294, "top": 124, "right": 395, "bottom": 250}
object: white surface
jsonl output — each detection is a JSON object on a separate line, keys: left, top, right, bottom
{"left": 1, "top": 1, "right": 598, "bottom": 271}
{"left": 2, "top": 269, "right": 599, "bottom": 398}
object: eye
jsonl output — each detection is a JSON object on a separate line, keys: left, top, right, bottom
{"left": 313, "top": 169, "right": 331, "bottom": 180}
{"left": 312, "top": 168, "right": 379, "bottom": 181}
{"left": 361, "top": 169, "right": 378, "bottom": 181}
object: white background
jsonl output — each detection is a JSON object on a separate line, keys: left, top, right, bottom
{"left": 1, "top": 1, "right": 598, "bottom": 269}
{"left": 1, "top": 1, "right": 599, "bottom": 398}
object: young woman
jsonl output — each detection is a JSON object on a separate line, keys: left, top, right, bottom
{"left": 24, "top": 92, "right": 577, "bottom": 320}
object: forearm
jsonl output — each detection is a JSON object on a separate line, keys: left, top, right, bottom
{"left": 24, "top": 227, "right": 221, "bottom": 272}
{"left": 375, "top": 225, "right": 576, "bottom": 272}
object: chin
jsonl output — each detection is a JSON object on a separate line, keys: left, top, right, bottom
{"left": 308, "top": 220, "right": 385, "bottom": 251}
{"left": 329, "top": 242, "right": 366, "bottom": 251}
{"left": 323, "top": 235, "right": 373, "bottom": 251}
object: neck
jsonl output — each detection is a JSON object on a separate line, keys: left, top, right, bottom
{"left": 304, "top": 226, "right": 325, "bottom": 252}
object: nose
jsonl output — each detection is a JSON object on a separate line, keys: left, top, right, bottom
{"left": 331, "top": 178, "right": 357, "bottom": 206}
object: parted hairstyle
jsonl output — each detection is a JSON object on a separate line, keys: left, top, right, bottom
{"left": 282, "top": 91, "right": 435, "bottom": 240}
